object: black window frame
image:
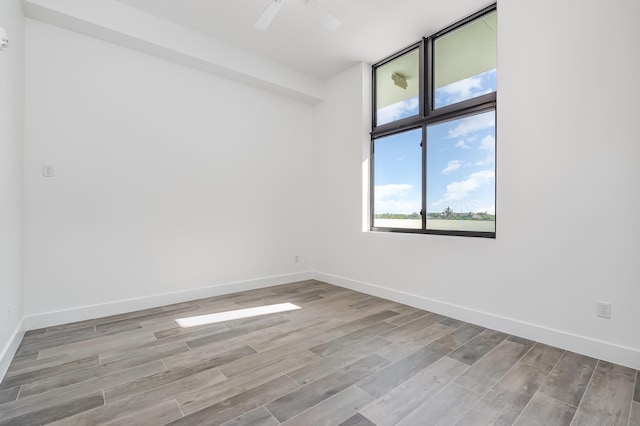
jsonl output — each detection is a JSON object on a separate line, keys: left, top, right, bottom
{"left": 370, "top": 4, "right": 497, "bottom": 238}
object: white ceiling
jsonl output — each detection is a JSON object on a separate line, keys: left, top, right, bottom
{"left": 114, "top": 0, "right": 494, "bottom": 81}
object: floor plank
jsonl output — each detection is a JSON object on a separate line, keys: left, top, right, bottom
{"left": 434, "top": 323, "right": 485, "bottom": 351}
{"left": 280, "top": 385, "right": 373, "bottom": 426}
{"left": 494, "top": 362, "right": 548, "bottom": 397}
{"left": 36, "top": 327, "right": 160, "bottom": 360}
{"left": 519, "top": 343, "right": 565, "bottom": 373}
{"left": 571, "top": 361, "right": 636, "bottom": 426}
{"left": 454, "top": 337, "right": 533, "bottom": 394}
{"left": 360, "top": 356, "right": 469, "bottom": 426}
{"left": 287, "top": 337, "right": 390, "bottom": 386}
{"left": 185, "top": 316, "right": 289, "bottom": 349}
{"left": 0, "top": 356, "right": 99, "bottom": 390}
{"left": 0, "top": 392, "right": 104, "bottom": 426}
{"left": 104, "top": 346, "right": 254, "bottom": 403}
{"left": 49, "top": 367, "right": 225, "bottom": 425}
{"left": 322, "top": 310, "right": 400, "bottom": 338}
{"left": 309, "top": 322, "right": 395, "bottom": 358}
{"left": 0, "top": 361, "right": 165, "bottom": 422}
{"left": 266, "top": 354, "right": 388, "bottom": 422}
{"left": 457, "top": 362, "right": 548, "bottom": 425}
{"left": 629, "top": 401, "right": 640, "bottom": 426}
{"left": 0, "top": 387, "right": 19, "bottom": 404}
{"left": 378, "top": 313, "right": 447, "bottom": 342}
{"left": 539, "top": 351, "right": 598, "bottom": 407}
{"left": 170, "top": 375, "right": 299, "bottom": 426}
{"left": 177, "top": 350, "right": 318, "bottom": 415}
{"left": 357, "top": 342, "right": 450, "bottom": 399}
{"left": 396, "top": 382, "right": 481, "bottom": 425}
{"left": 339, "top": 413, "right": 378, "bottom": 426}
{"left": 457, "top": 388, "right": 533, "bottom": 426}
{"left": 221, "top": 406, "right": 279, "bottom": 426}
{"left": 513, "top": 392, "right": 576, "bottom": 426}
{"left": 101, "top": 399, "right": 183, "bottom": 426}
{"left": 447, "top": 328, "right": 508, "bottom": 366}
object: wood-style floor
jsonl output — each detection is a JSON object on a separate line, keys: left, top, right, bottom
{"left": 1, "top": 280, "right": 638, "bottom": 425}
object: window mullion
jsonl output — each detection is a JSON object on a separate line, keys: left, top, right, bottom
{"left": 421, "top": 125, "right": 427, "bottom": 230}
{"left": 422, "top": 37, "right": 431, "bottom": 231}
{"left": 425, "top": 37, "right": 433, "bottom": 115}
{"left": 370, "top": 136, "right": 375, "bottom": 230}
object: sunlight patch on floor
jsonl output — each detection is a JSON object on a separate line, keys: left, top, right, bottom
{"left": 175, "top": 302, "right": 301, "bottom": 328}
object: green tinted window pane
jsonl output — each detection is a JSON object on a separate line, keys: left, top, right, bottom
{"left": 426, "top": 111, "right": 495, "bottom": 233}
{"left": 374, "top": 128, "right": 422, "bottom": 229}
{"left": 434, "top": 11, "right": 496, "bottom": 108}
{"left": 376, "top": 49, "right": 420, "bottom": 126}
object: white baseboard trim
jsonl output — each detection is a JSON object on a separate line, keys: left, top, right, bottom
{"left": 24, "top": 271, "right": 314, "bottom": 330}
{"left": 0, "top": 318, "right": 25, "bottom": 383}
{"left": 314, "top": 271, "right": 640, "bottom": 371}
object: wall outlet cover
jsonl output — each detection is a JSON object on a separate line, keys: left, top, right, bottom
{"left": 596, "top": 302, "right": 611, "bottom": 319}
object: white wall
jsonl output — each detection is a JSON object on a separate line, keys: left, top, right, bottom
{"left": 0, "top": 0, "right": 25, "bottom": 375}
{"left": 314, "top": 0, "right": 640, "bottom": 368}
{"left": 24, "top": 20, "right": 315, "bottom": 321}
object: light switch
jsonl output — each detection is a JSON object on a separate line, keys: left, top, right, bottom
{"left": 0, "top": 27, "right": 7, "bottom": 50}
{"left": 42, "top": 164, "right": 54, "bottom": 177}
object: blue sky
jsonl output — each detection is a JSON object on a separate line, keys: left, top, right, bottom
{"left": 374, "top": 69, "right": 496, "bottom": 215}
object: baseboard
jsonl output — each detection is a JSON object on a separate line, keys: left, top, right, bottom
{"left": 24, "top": 271, "right": 314, "bottom": 330}
{"left": 314, "top": 271, "right": 640, "bottom": 371}
{"left": 0, "top": 318, "right": 25, "bottom": 383}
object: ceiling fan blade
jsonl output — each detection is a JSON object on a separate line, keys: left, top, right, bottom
{"left": 307, "top": 0, "right": 341, "bottom": 31}
{"left": 254, "top": 0, "right": 284, "bottom": 31}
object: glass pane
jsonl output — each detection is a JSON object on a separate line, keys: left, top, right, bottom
{"left": 426, "top": 111, "right": 495, "bottom": 233}
{"left": 434, "top": 11, "right": 497, "bottom": 109}
{"left": 375, "top": 49, "right": 420, "bottom": 126}
{"left": 373, "top": 128, "right": 422, "bottom": 229}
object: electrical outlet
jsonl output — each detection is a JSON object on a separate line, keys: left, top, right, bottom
{"left": 596, "top": 302, "right": 611, "bottom": 319}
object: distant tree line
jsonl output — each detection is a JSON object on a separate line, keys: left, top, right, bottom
{"left": 375, "top": 207, "right": 495, "bottom": 221}
{"left": 375, "top": 212, "right": 421, "bottom": 220}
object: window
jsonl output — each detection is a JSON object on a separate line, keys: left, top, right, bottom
{"left": 371, "top": 5, "right": 497, "bottom": 238}
{"left": 373, "top": 128, "right": 422, "bottom": 229}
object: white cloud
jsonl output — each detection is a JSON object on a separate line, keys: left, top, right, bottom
{"left": 479, "top": 135, "right": 495, "bottom": 153}
{"left": 375, "top": 184, "right": 412, "bottom": 199}
{"left": 474, "top": 204, "right": 495, "bottom": 215}
{"left": 437, "top": 76, "right": 483, "bottom": 104}
{"left": 455, "top": 140, "right": 471, "bottom": 149}
{"left": 377, "top": 97, "right": 419, "bottom": 125}
{"left": 475, "top": 156, "right": 494, "bottom": 166}
{"left": 474, "top": 135, "right": 496, "bottom": 166}
{"left": 433, "top": 169, "right": 495, "bottom": 207}
{"left": 375, "top": 184, "right": 420, "bottom": 214}
{"left": 442, "top": 160, "right": 462, "bottom": 174}
{"left": 435, "top": 72, "right": 494, "bottom": 107}
{"left": 448, "top": 111, "right": 495, "bottom": 139}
